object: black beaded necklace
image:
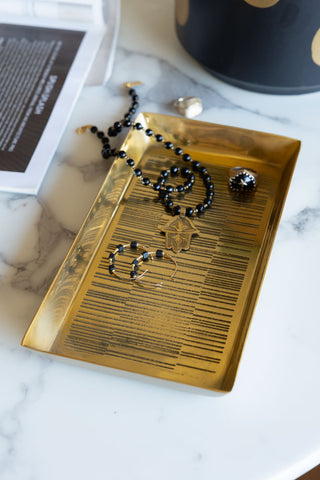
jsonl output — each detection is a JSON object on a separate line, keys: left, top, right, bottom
{"left": 77, "top": 84, "right": 214, "bottom": 253}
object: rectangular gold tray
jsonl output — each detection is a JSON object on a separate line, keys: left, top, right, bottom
{"left": 22, "top": 113, "right": 300, "bottom": 392}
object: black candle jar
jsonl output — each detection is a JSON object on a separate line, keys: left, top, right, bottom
{"left": 175, "top": 0, "right": 320, "bottom": 94}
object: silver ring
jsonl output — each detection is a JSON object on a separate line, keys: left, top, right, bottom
{"left": 173, "top": 96, "right": 203, "bottom": 118}
{"left": 228, "top": 167, "right": 258, "bottom": 193}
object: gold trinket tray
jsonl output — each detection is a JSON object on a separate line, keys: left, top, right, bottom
{"left": 22, "top": 113, "right": 300, "bottom": 392}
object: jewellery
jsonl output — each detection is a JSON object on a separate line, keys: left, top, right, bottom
{"left": 228, "top": 167, "right": 258, "bottom": 193}
{"left": 77, "top": 84, "right": 214, "bottom": 252}
{"left": 173, "top": 96, "right": 203, "bottom": 118}
{"left": 161, "top": 215, "right": 199, "bottom": 253}
{"left": 108, "top": 241, "right": 148, "bottom": 279}
{"left": 154, "top": 164, "right": 214, "bottom": 217}
{"left": 108, "top": 241, "right": 177, "bottom": 287}
{"left": 130, "top": 249, "right": 177, "bottom": 287}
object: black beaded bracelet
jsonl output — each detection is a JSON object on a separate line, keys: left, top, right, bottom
{"left": 76, "top": 83, "right": 214, "bottom": 254}
{"left": 108, "top": 241, "right": 149, "bottom": 280}
{"left": 151, "top": 163, "right": 214, "bottom": 216}
{"left": 80, "top": 87, "right": 215, "bottom": 218}
{"left": 130, "top": 248, "right": 177, "bottom": 286}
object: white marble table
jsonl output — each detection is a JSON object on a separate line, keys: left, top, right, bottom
{"left": 1, "top": 1, "right": 320, "bottom": 479}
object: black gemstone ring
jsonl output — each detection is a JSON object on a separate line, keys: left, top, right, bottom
{"left": 228, "top": 167, "right": 258, "bottom": 193}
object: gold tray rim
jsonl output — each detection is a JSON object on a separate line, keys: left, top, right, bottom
{"left": 22, "top": 113, "right": 301, "bottom": 392}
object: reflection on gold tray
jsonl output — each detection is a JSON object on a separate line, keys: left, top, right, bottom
{"left": 22, "top": 113, "right": 300, "bottom": 392}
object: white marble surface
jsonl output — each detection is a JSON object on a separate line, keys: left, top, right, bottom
{"left": 1, "top": 1, "right": 320, "bottom": 479}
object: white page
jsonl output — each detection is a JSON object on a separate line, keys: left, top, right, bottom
{"left": 0, "top": 1, "right": 119, "bottom": 193}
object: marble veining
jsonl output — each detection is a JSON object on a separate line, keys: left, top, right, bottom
{"left": 0, "top": 0, "right": 320, "bottom": 479}
{"left": 289, "top": 206, "right": 320, "bottom": 233}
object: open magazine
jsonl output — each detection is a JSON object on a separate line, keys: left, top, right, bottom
{"left": 0, "top": 0, "right": 119, "bottom": 193}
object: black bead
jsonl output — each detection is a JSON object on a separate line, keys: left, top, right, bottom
{"left": 157, "top": 176, "right": 166, "bottom": 184}
{"left": 117, "top": 244, "right": 124, "bottom": 252}
{"left": 199, "top": 167, "right": 208, "bottom": 176}
{"left": 156, "top": 249, "right": 164, "bottom": 258}
{"left": 132, "top": 94, "right": 139, "bottom": 101}
{"left": 133, "top": 168, "right": 142, "bottom": 177}
{"left": 183, "top": 153, "right": 191, "bottom": 162}
{"left": 204, "top": 198, "right": 213, "bottom": 208}
{"left": 173, "top": 205, "right": 181, "bottom": 216}
{"left": 186, "top": 207, "right": 194, "bottom": 217}
{"left": 184, "top": 180, "right": 193, "bottom": 190}
{"left": 109, "top": 264, "right": 115, "bottom": 273}
{"left": 130, "top": 241, "right": 138, "bottom": 249}
{"left": 123, "top": 119, "right": 131, "bottom": 127}
{"left": 203, "top": 174, "right": 211, "bottom": 183}
{"left": 129, "top": 107, "right": 136, "bottom": 114}
{"left": 134, "top": 122, "right": 143, "bottom": 130}
{"left": 161, "top": 191, "right": 170, "bottom": 201}
{"left": 181, "top": 167, "right": 190, "bottom": 177}
{"left": 176, "top": 185, "right": 184, "bottom": 193}
{"left": 160, "top": 170, "right": 169, "bottom": 178}
{"left": 129, "top": 88, "right": 136, "bottom": 96}
{"left": 108, "top": 127, "right": 117, "bottom": 137}
{"left": 110, "top": 148, "right": 117, "bottom": 156}
{"left": 114, "top": 121, "right": 122, "bottom": 132}
{"left": 90, "top": 126, "right": 98, "bottom": 133}
{"left": 165, "top": 199, "right": 174, "bottom": 211}
{"left": 132, "top": 258, "right": 139, "bottom": 266}
{"left": 155, "top": 134, "right": 163, "bottom": 142}
{"left": 108, "top": 253, "right": 115, "bottom": 260}
{"left": 166, "top": 185, "right": 174, "bottom": 193}
{"left": 118, "top": 150, "right": 127, "bottom": 158}
{"left": 207, "top": 182, "right": 214, "bottom": 191}
{"left": 130, "top": 270, "right": 138, "bottom": 278}
{"left": 126, "top": 158, "right": 135, "bottom": 167}
{"left": 102, "top": 137, "right": 110, "bottom": 144}
{"left": 164, "top": 141, "right": 173, "bottom": 149}
{"left": 132, "top": 102, "right": 139, "bottom": 109}
{"left": 192, "top": 160, "right": 200, "bottom": 171}
{"left": 207, "top": 190, "right": 214, "bottom": 198}
{"left": 124, "top": 113, "right": 132, "bottom": 120}
{"left": 196, "top": 204, "right": 205, "bottom": 215}
{"left": 97, "top": 131, "right": 105, "bottom": 138}
{"left": 174, "top": 147, "right": 183, "bottom": 156}
{"left": 152, "top": 182, "right": 161, "bottom": 191}
{"left": 142, "top": 251, "right": 149, "bottom": 261}
{"left": 170, "top": 165, "right": 179, "bottom": 176}
{"left": 145, "top": 128, "right": 153, "bottom": 136}
{"left": 188, "top": 174, "right": 195, "bottom": 182}
{"left": 142, "top": 177, "right": 150, "bottom": 185}
{"left": 102, "top": 148, "right": 111, "bottom": 159}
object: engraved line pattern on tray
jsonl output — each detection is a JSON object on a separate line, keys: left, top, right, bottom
{"left": 62, "top": 153, "right": 271, "bottom": 377}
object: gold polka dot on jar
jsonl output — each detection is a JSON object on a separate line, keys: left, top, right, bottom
{"left": 175, "top": 0, "right": 190, "bottom": 26}
{"left": 243, "top": 0, "right": 281, "bottom": 7}
{"left": 311, "top": 28, "right": 320, "bottom": 66}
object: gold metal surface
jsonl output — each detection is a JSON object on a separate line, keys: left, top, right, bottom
{"left": 161, "top": 215, "right": 199, "bottom": 253}
{"left": 175, "top": 0, "right": 190, "bottom": 26}
{"left": 243, "top": 0, "right": 281, "bottom": 7}
{"left": 123, "top": 81, "right": 144, "bottom": 88}
{"left": 75, "top": 124, "right": 92, "bottom": 134}
{"left": 22, "top": 113, "right": 300, "bottom": 392}
{"left": 312, "top": 28, "right": 320, "bottom": 66}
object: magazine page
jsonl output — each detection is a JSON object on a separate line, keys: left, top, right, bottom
{"left": 0, "top": 4, "right": 118, "bottom": 193}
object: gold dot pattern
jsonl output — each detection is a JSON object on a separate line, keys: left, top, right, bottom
{"left": 175, "top": 0, "right": 189, "bottom": 26}
{"left": 312, "top": 28, "right": 320, "bottom": 66}
{"left": 243, "top": 0, "right": 281, "bottom": 7}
